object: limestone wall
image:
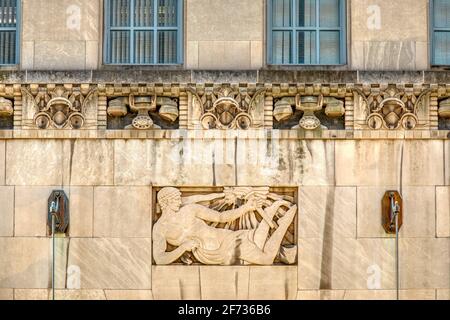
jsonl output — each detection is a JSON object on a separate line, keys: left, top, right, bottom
{"left": 0, "top": 133, "right": 448, "bottom": 300}
{"left": 13, "top": 0, "right": 434, "bottom": 70}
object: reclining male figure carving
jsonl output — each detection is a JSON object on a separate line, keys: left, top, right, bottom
{"left": 153, "top": 187, "right": 297, "bottom": 265}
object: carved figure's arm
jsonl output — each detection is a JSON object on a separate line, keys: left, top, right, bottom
{"left": 195, "top": 203, "right": 255, "bottom": 224}
{"left": 182, "top": 193, "right": 225, "bottom": 205}
{"left": 153, "top": 229, "right": 193, "bottom": 265}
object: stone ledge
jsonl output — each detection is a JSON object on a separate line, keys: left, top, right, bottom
{"left": 0, "top": 129, "right": 449, "bottom": 140}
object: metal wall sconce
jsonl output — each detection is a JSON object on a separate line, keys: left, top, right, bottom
{"left": 382, "top": 191, "right": 403, "bottom": 234}
{"left": 47, "top": 190, "right": 69, "bottom": 235}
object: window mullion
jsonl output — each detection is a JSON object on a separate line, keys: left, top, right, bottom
{"left": 292, "top": 0, "right": 297, "bottom": 64}
{"left": 154, "top": 0, "right": 158, "bottom": 64}
{"left": 130, "top": 0, "right": 135, "bottom": 64}
{"left": 316, "top": 0, "right": 320, "bottom": 64}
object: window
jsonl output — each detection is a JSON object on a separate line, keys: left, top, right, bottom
{"left": 432, "top": 0, "right": 450, "bottom": 65}
{"left": 0, "top": 0, "right": 19, "bottom": 65}
{"left": 268, "top": 0, "right": 346, "bottom": 65}
{"left": 104, "top": 0, "right": 183, "bottom": 65}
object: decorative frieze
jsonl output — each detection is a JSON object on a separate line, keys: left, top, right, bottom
{"left": 0, "top": 82, "right": 448, "bottom": 133}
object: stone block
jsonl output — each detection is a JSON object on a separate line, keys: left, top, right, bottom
{"left": 351, "top": 41, "right": 365, "bottom": 69}
{"left": 34, "top": 41, "right": 86, "bottom": 70}
{"left": 152, "top": 266, "right": 201, "bottom": 300}
{"left": 0, "top": 289, "right": 13, "bottom": 300}
{"left": 114, "top": 139, "right": 216, "bottom": 186}
{"left": 446, "top": 141, "right": 450, "bottom": 185}
{"left": 0, "top": 187, "right": 14, "bottom": 236}
{"left": 85, "top": 41, "right": 99, "bottom": 70}
{"left": 415, "top": 41, "right": 428, "bottom": 70}
{"left": 298, "top": 187, "right": 356, "bottom": 238}
{"left": 199, "top": 266, "right": 250, "bottom": 300}
{"left": 351, "top": 0, "right": 427, "bottom": 42}
{"left": 251, "top": 41, "right": 263, "bottom": 69}
{"left": 400, "top": 238, "right": 450, "bottom": 289}
{"left": 237, "top": 140, "right": 335, "bottom": 186}
{"left": 437, "top": 289, "right": 450, "bottom": 300}
{"left": 62, "top": 140, "right": 114, "bottom": 186}
{"left": 104, "top": 290, "right": 153, "bottom": 300}
{"left": 186, "top": 41, "right": 199, "bottom": 69}
{"left": 437, "top": 187, "right": 450, "bottom": 238}
{"left": 6, "top": 140, "right": 63, "bottom": 186}
{"left": 363, "top": 41, "right": 415, "bottom": 70}
{"left": 298, "top": 238, "right": 395, "bottom": 290}
{"left": 343, "top": 290, "right": 395, "bottom": 300}
{"left": 13, "top": 289, "right": 106, "bottom": 300}
{"left": 336, "top": 141, "right": 444, "bottom": 187}
{"left": 198, "top": 41, "right": 251, "bottom": 70}
{"left": 357, "top": 187, "right": 436, "bottom": 238}
{"left": 296, "top": 290, "right": 345, "bottom": 300}
{"left": 93, "top": 186, "right": 152, "bottom": 238}
{"left": 15, "top": 186, "right": 69, "bottom": 237}
{"left": 248, "top": 267, "right": 297, "bottom": 300}
{"left": 187, "top": 0, "right": 263, "bottom": 41}
{"left": 21, "top": 41, "right": 34, "bottom": 70}
{"left": 0, "top": 141, "right": 4, "bottom": 185}
{"left": 0, "top": 238, "right": 50, "bottom": 289}
{"left": 22, "top": 0, "right": 100, "bottom": 42}
{"left": 67, "top": 238, "right": 152, "bottom": 290}
{"left": 69, "top": 187, "right": 93, "bottom": 237}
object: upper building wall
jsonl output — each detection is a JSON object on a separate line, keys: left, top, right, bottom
{"left": 3, "top": 0, "right": 437, "bottom": 71}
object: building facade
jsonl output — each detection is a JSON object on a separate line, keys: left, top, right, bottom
{"left": 0, "top": 0, "right": 449, "bottom": 300}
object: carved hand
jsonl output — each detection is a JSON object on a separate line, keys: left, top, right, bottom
{"left": 181, "top": 239, "right": 200, "bottom": 252}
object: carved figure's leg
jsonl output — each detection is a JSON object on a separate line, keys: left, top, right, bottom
{"left": 237, "top": 205, "right": 297, "bottom": 265}
{"left": 253, "top": 201, "right": 289, "bottom": 249}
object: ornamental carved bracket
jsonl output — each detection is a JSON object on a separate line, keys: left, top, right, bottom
{"left": 0, "top": 84, "right": 20, "bottom": 130}
{"left": 273, "top": 94, "right": 345, "bottom": 130}
{"left": 153, "top": 187, "right": 297, "bottom": 266}
{"left": 354, "top": 85, "right": 430, "bottom": 130}
{"left": 188, "top": 86, "right": 266, "bottom": 130}
{"left": 23, "top": 85, "right": 96, "bottom": 130}
{"left": 107, "top": 94, "right": 179, "bottom": 130}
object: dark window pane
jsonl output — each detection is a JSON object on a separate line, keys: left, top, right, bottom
{"left": 135, "top": 30, "right": 154, "bottom": 63}
{"left": 434, "top": 0, "right": 450, "bottom": 28}
{"left": 272, "top": 31, "right": 292, "bottom": 64}
{"left": 110, "top": 30, "right": 131, "bottom": 63}
{"left": 319, "top": 30, "right": 340, "bottom": 64}
{"left": 158, "top": 0, "right": 178, "bottom": 27}
{"left": 0, "top": 30, "right": 15, "bottom": 64}
{"left": 135, "top": 0, "right": 154, "bottom": 27}
{"left": 273, "top": 0, "right": 292, "bottom": 27}
{"left": 319, "top": 0, "right": 340, "bottom": 27}
{"left": 297, "top": 0, "right": 316, "bottom": 27}
{"left": 158, "top": 30, "right": 177, "bottom": 63}
{"left": 109, "top": 0, "right": 130, "bottom": 27}
{"left": 434, "top": 31, "right": 450, "bottom": 65}
{"left": 0, "top": 0, "right": 17, "bottom": 27}
{"left": 298, "top": 31, "right": 316, "bottom": 64}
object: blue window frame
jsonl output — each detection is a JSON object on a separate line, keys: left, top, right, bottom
{"left": 0, "top": 0, "right": 19, "bottom": 65}
{"left": 267, "top": 0, "right": 346, "bottom": 65}
{"left": 104, "top": 0, "right": 183, "bottom": 65}
{"left": 431, "top": 0, "right": 450, "bottom": 65}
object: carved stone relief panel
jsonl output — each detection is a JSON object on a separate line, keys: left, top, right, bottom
{"left": 21, "top": 84, "right": 97, "bottom": 130}
{"left": 187, "top": 85, "right": 266, "bottom": 130}
{"left": 353, "top": 85, "right": 430, "bottom": 130}
{"left": 152, "top": 187, "right": 297, "bottom": 266}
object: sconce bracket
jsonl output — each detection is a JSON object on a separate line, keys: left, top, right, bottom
{"left": 47, "top": 190, "right": 69, "bottom": 235}
{"left": 382, "top": 191, "right": 403, "bottom": 234}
